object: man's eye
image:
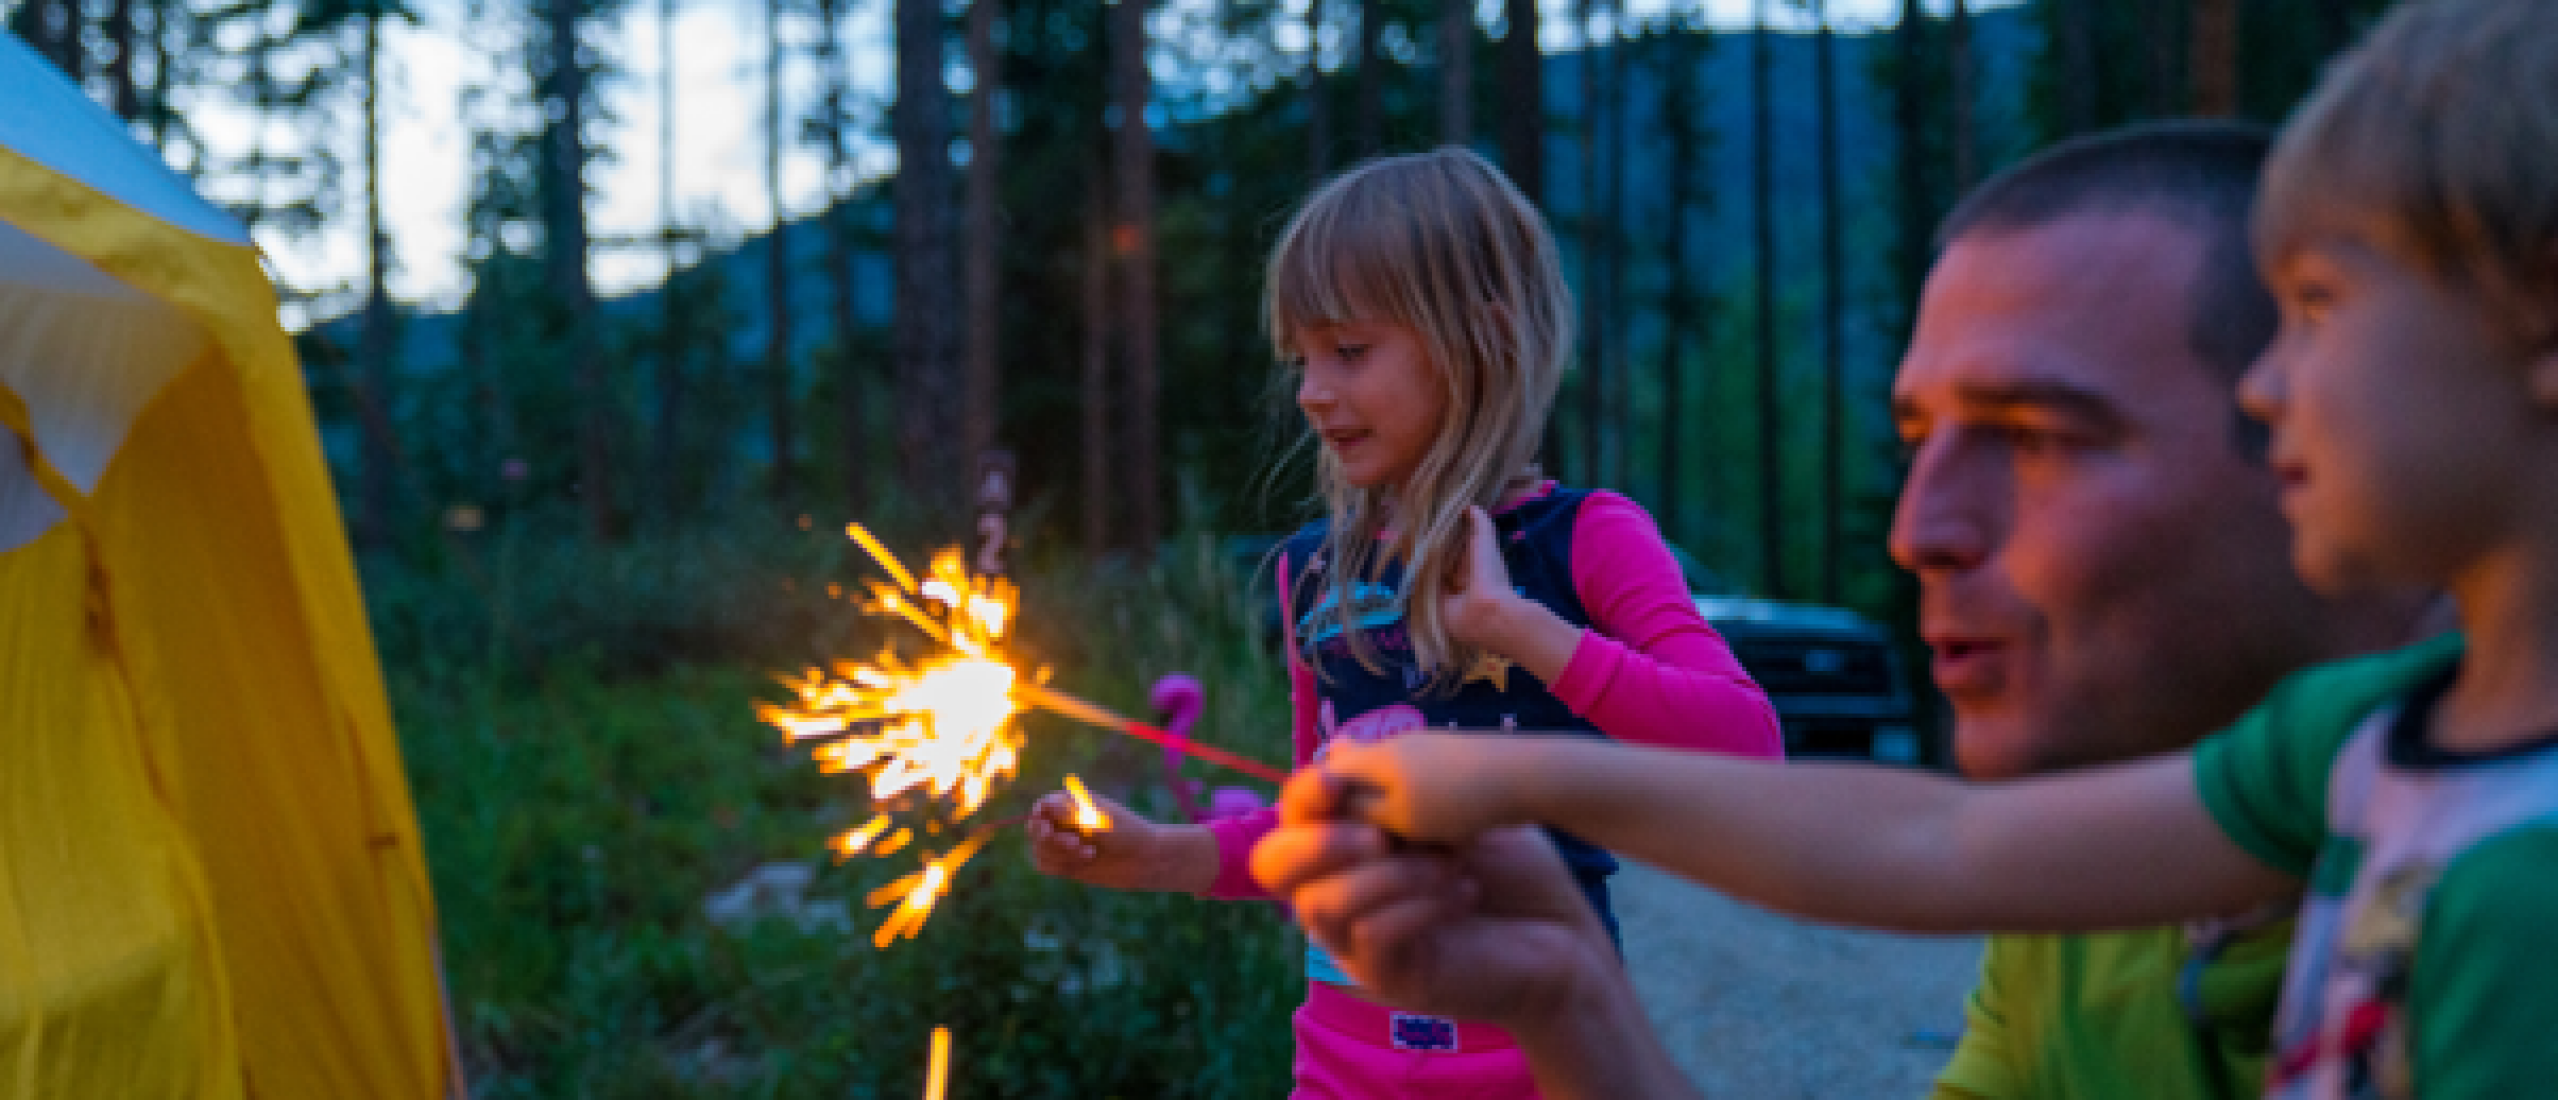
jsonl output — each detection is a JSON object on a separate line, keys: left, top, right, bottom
{"left": 2291, "top": 286, "right": 2335, "bottom": 323}
{"left": 1336, "top": 343, "right": 1370, "bottom": 362}
{"left": 1990, "top": 424, "right": 2061, "bottom": 454}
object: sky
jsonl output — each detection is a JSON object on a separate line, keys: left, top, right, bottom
{"left": 199, "top": 0, "right": 2016, "bottom": 323}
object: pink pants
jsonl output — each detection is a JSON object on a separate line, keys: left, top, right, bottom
{"left": 1289, "top": 982, "right": 1542, "bottom": 1099}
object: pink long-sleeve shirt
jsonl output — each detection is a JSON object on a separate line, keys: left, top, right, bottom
{"left": 1202, "top": 488, "right": 1784, "bottom": 898}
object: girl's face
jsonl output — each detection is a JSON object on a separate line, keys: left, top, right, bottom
{"left": 1293, "top": 319, "right": 1449, "bottom": 490}
{"left": 2242, "top": 234, "right": 2539, "bottom": 592}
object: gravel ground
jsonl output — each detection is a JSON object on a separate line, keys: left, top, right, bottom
{"left": 1617, "top": 861, "right": 1985, "bottom": 1098}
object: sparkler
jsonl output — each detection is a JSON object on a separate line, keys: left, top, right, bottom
{"left": 923, "top": 1026, "right": 952, "bottom": 1100}
{"left": 1020, "top": 684, "right": 1289, "bottom": 784}
{"left": 761, "top": 524, "right": 1285, "bottom": 948}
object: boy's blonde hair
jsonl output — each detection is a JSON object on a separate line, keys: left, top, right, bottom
{"left": 1264, "top": 146, "right": 1573, "bottom": 691}
{"left": 2257, "top": 0, "right": 2558, "bottom": 345}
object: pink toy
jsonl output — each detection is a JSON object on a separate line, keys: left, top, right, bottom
{"left": 1152, "top": 673, "right": 1269, "bottom": 822}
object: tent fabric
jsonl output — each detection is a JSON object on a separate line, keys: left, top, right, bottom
{"left": 0, "top": 32, "right": 457, "bottom": 1100}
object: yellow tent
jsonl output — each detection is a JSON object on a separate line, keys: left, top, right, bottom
{"left": 0, "top": 33, "right": 459, "bottom": 1098}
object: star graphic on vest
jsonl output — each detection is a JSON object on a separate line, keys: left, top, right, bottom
{"left": 1461, "top": 651, "right": 1512, "bottom": 692}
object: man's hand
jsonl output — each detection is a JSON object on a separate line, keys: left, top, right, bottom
{"left": 1255, "top": 769, "right": 1612, "bottom": 1025}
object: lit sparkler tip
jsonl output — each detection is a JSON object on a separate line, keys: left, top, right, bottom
{"left": 1063, "top": 774, "right": 1110, "bottom": 833}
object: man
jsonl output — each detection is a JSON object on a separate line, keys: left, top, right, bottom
{"left": 1252, "top": 121, "right": 2438, "bottom": 1099}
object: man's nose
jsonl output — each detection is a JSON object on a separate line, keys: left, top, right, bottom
{"left": 1889, "top": 439, "right": 1996, "bottom": 576}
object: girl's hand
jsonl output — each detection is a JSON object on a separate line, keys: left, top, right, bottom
{"left": 1441, "top": 506, "right": 1522, "bottom": 653}
{"left": 1027, "top": 787, "right": 1206, "bottom": 891}
{"left": 1285, "top": 733, "right": 1538, "bottom": 844}
{"left": 1440, "top": 505, "right": 1582, "bottom": 683}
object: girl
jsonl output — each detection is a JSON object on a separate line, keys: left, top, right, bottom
{"left": 1029, "top": 146, "right": 1782, "bottom": 1098}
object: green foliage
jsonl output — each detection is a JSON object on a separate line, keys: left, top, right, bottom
{"left": 383, "top": 519, "right": 1299, "bottom": 1096}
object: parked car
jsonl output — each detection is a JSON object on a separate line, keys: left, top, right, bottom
{"left": 1696, "top": 596, "right": 1929, "bottom": 766}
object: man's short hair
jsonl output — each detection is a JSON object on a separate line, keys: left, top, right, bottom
{"left": 2258, "top": 0, "right": 2558, "bottom": 348}
{"left": 1938, "top": 122, "right": 2275, "bottom": 376}
{"left": 1935, "top": 120, "right": 2277, "bottom": 456}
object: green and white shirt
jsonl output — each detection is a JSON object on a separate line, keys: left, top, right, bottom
{"left": 2197, "top": 635, "right": 2558, "bottom": 1098}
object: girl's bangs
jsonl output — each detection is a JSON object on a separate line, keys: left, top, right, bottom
{"left": 1269, "top": 189, "right": 1418, "bottom": 348}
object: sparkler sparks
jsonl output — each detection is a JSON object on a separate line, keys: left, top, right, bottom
{"left": 761, "top": 526, "right": 1033, "bottom": 947}
{"left": 763, "top": 523, "right": 1286, "bottom": 948}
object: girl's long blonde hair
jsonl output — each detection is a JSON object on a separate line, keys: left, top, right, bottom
{"left": 1265, "top": 146, "right": 1574, "bottom": 692}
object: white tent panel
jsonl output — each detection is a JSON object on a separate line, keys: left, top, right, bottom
{"left": 0, "top": 220, "right": 205, "bottom": 551}
{"left": 0, "top": 33, "right": 245, "bottom": 247}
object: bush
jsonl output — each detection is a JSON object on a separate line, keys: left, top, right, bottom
{"left": 384, "top": 520, "right": 1301, "bottom": 1096}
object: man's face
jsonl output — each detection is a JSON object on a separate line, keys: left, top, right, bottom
{"left": 1891, "top": 212, "right": 2337, "bottom": 779}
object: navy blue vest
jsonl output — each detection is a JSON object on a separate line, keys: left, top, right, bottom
{"left": 1283, "top": 488, "right": 1623, "bottom": 941}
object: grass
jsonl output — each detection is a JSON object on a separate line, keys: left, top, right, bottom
{"left": 375, "top": 515, "right": 1302, "bottom": 1096}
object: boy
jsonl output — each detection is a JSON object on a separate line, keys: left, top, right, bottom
{"left": 1258, "top": 1, "right": 2558, "bottom": 1095}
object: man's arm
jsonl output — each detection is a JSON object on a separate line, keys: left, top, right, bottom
{"left": 1305, "top": 734, "right": 2298, "bottom": 934}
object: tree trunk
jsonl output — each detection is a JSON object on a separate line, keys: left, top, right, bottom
{"left": 2315, "top": 0, "right": 2354, "bottom": 58}
{"left": 1948, "top": 0, "right": 1975, "bottom": 192}
{"left": 816, "top": 0, "right": 862, "bottom": 508}
{"left": 1495, "top": 0, "right": 1542, "bottom": 206}
{"left": 654, "top": 0, "right": 688, "bottom": 520}
{"left": 1355, "top": 0, "right": 1382, "bottom": 156}
{"left": 541, "top": 0, "right": 614, "bottom": 540}
{"left": 767, "top": 0, "right": 797, "bottom": 499}
{"left": 10, "top": 0, "right": 84, "bottom": 83}
{"left": 1573, "top": 0, "right": 1600, "bottom": 483}
{"left": 1751, "top": 0, "right": 1782, "bottom": 598}
{"left": 106, "top": 0, "right": 139, "bottom": 118}
{"left": 1081, "top": 169, "right": 1112, "bottom": 556}
{"left": 964, "top": 0, "right": 1003, "bottom": 465}
{"left": 2190, "top": 0, "right": 2237, "bottom": 117}
{"left": 1307, "top": 0, "right": 1330, "bottom": 178}
{"left": 895, "top": 0, "right": 961, "bottom": 509}
{"left": 1892, "top": 0, "right": 1932, "bottom": 314}
{"left": 1816, "top": 0, "right": 1842, "bottom": 604}
{"left": 1599, "top": 3, "right": 1625, "bottom": 487}
{"left": 2057, "top": 0, "right": 2095, "bottom": 136}
{"left": 1439, "top": 0, "right": 1470, "bottom": 144}
{"left": 144, "top": 0, "right": 176, "bottom": 148}
{"left": 1655, "top": 32, "right": 1695, "bottom": 544}
{"left": 1112, "top": 0, "right": 1161, "bottom": 558}
{"left": 358, "top": 2, "right": 398, "bottom": 547}
{"left": 2143, "top": 0, "right": 2181, "bottom": 116}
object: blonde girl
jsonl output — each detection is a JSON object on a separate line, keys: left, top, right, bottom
{"left": 1030, "top": 147, "right": 1781, "bottom": 1098}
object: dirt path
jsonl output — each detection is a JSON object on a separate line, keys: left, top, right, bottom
{"left": 1616, "top": 861, "right": 1984, "bottom": 1098}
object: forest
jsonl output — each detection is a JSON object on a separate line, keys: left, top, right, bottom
{"left": 10, "top": 0, "right": 2399, "bottom": 1092}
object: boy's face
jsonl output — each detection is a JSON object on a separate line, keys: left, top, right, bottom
{"left": 1293, "top": 319, "right": 1447, "bottom": 491}
{"left": 2245, "top": 236, "right": 2545, "bottom": 592}
{"left": 1892, "top": 213, "right": 2339, "bottom": 780}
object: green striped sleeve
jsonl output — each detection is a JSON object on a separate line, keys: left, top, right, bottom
{"left": 2192, "top": 635, "right": 2464, "bottom": 878}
